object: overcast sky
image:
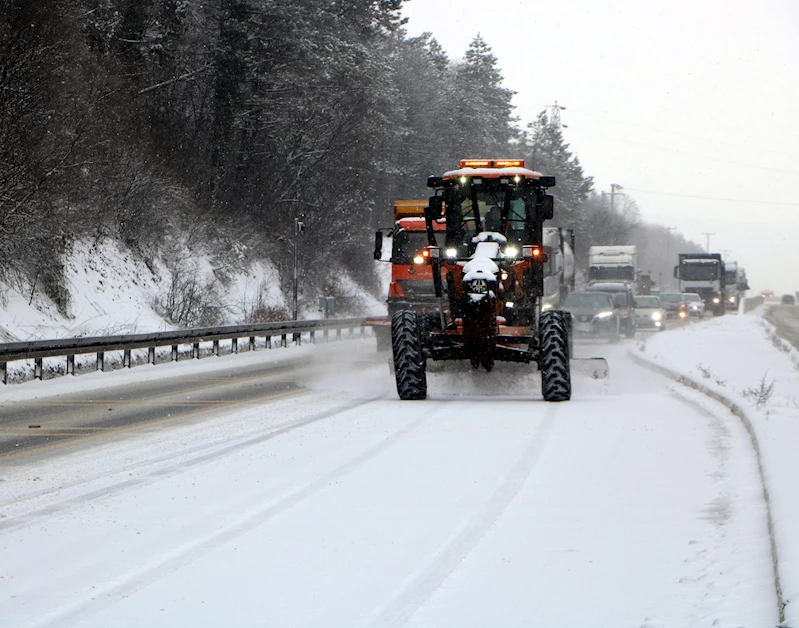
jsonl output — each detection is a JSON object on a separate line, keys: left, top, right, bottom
{"left": 401, "top": 0, "right": 799, "bottom": 293}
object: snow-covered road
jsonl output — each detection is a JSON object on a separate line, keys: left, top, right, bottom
{"left": 0, "top": 335, "right": 780, "bottom": 627}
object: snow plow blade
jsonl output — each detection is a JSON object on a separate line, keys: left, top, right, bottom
{"left": 571, "top": 358, "right": 609, "bottom": 379}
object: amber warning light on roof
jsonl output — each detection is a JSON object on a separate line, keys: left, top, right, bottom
{"left": 459, "top": 159, "right": 525, "bottom": 168}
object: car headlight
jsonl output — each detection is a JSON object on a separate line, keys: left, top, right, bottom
{"left": 728, "top": 297, "right": 736, "bottom": 302}
{"left": 503, "top": 245, "right": 519, "bottom": 259}
{"left": 652, "top": 312, "right": 662, "bottom": 321}
{"left": 595, "top": 311, "right": 614, "bottom": 319}
{"left": 445, "top": 247, "right": 458, "bottom": 259}
{"left": 679, "top": 310, "right": 687, "bottom": 318}
{"left": 712, "top": 297, "right": 720, "bottom": 303}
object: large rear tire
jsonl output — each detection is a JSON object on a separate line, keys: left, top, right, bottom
{"left": 391, "top": 310, "right": 427, "bottom": 400}
{"left": 540, "top": 310, "right": 572, "bottom": 402}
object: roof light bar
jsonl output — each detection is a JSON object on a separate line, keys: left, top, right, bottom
{"left": 459, "top": 159, "right": 525, "bottom": 168}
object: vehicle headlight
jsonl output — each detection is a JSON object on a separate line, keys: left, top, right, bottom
{"left": 712, "top": 297, "right": 720, "bottom": 303}
{"left": 541, "top": 303, "right": 552, "bottom": 311}
{"left": 413, "top": 255, "right": 425, "bottom": 265}
{"left": 503, "top": 245, "right": 519, "bottom": 259}
{"left": 679, "top": 310, "right": 687, "bottom": 318}
{"left": 595, "top": 310, "right": 614, "bottom": 319}
{"left": 652, "top": 312, "right": 662, "bottom": 321}
{"left": 728, "top": 296, "right": 736, "bottom": 302}
{"left": 445, "top": 247, "right": 458, "bottom": 259}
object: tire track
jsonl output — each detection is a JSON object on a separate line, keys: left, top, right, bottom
{"left": 357, "top": 403, "right": 559, "bottom": 628}
{"left": 0, "top": 396, "right": 377, "bottom": 532}
{"left": 21, "top": 402, "right": 448, "bottom": 628}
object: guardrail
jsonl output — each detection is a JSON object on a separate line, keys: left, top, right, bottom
{"left": 0, "top": 317, "right": 369, "bottom": 385}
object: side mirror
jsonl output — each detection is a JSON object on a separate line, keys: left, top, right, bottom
{"left": 373, "top": 230, "right": 383, "bottom": 260}
{"left": 539, "top": 195, "right": 554, "bottom": 220}
{"left": 673, "top": 265, "right": 680, "bottom": 279}
{"left": 426, "top": 196, "right": 444, "bottom": 220}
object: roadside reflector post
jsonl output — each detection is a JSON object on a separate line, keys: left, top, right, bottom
{"left": 336, "top": 328, "right": 341, "bottom": 341}
{"left": 123, "top": 349, "right": 131, "bottom": 368}
{"left": 97, "top": 351, "right": 105, "bottom": 371}
{"left": 171, "top": 345, "right": 178, "bottom": 361}
{"left": 265, "top": 335, "right": 271, "bottom": 349}
{"left": 0, "top": 362, "right": 6, "bottom": 384}
{"left": 232, "top": 337, "right": 238, "bottom": 354}
{"left": 212, "top": 340, "right": 219, "bottom": 357}
{"left": 67, "top": 354, "right": 75, "bottom": 375}
{"left": 193, "top": 342, "right": 200, "bottom": 359}
{"left": 324, "top": 329, "right": 329, "bottom": 342}
{"left": 148, "top": 346, "right": 156, "bottom": 364}
{"left": 34, "top": 358, "right": 43, "bottom": 380}
{"left": 311, "top": 330, "right": 315, "bottom": 344}
{"left": 281, "top": 333, "right": 287, "bottom": 347}
{"left": 249, "top": 336, "right": 255, "bottom": 351}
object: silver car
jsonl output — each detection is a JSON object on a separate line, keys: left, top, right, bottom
{"left": 682, "top": 292, "right": 705, "bottom": 317}
{"left": 633, "top": 295, "right": 666, "bottom": 331}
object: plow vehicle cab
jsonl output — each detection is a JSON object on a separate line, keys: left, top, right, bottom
{"left": 389, "top": 159, "right": 590, "bottom": 402}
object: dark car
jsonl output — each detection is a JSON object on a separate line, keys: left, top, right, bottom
{"left": 781, "top": 294, "right": 795, "bottom": 305}
{"left": 658, "top": 291, "right": 688, "bottom": 319}
{"left": 563, "top": 291, "right": 620, "bottom": 343}
{"left": 585, "top": 282, "right": 636, "bottom": 337}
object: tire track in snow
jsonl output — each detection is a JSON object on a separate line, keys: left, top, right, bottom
{"left": 21, "top": 402, "right": 448, "bottom": 628}
{"left": 0, "top": 396, "right": 377, "bottom": 533}
{"left": 357, "top": 403, "right": 559, "bottom": 628}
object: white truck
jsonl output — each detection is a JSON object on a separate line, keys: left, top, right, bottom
{"left": 723, "top": 261, "right": 750, "bottom": 310}
{"left": 587, "top": 245, "right": 637, "bottom": 287}
{"left": 542, "top": 227, "right": 575, "bottom": 309}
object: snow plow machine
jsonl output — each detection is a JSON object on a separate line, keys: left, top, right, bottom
{"left": 388, "top": 159, "right": 601, "bottom": 402}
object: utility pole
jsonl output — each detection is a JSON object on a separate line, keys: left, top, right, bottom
{"left": 605, "top": 183, "right": 624, "bottom": 213}
{"left": 664, "top": 226, "right": 677, "bottom": 289}
{"left": 701, "top": 232, "right": 715, "bottom": 252}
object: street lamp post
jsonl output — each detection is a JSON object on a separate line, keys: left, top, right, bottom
{"left": 292, "top": 216, "right": 305, "bottom": 340}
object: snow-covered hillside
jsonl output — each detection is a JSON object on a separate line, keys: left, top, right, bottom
{"left": 0, "top": 238, "right": 386, "bottom": 342}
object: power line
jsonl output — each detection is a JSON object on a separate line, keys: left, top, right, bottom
{"left": 622, "top": 186, "right": 799, "bottom": 206}
{"left": 576, "top": 128, "right": 799, "bottom": 177}
{"left": 567, "top": 108, "right": 799, "bottom": 160}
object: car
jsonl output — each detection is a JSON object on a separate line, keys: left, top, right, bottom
{"left": 585, "top": 282, "right": 636, "bottom": 337}
{"left": 781, "top": 294, "right": 795, "bottom": 305}
{"left": 658, "top": 291, "right": 688, "bottom": 319}
{"left": 682, "top": 292, "right": 705, "bottom": 317}
{"left": 633, "top": 295, "right": 666, "bottom": 331}
{"left": 562, "top": 291, "right": 620, "bottom": 343}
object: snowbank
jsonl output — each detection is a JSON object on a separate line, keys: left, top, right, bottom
{"left": 634, "top": 312, "right": 799, "bottom": 624}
